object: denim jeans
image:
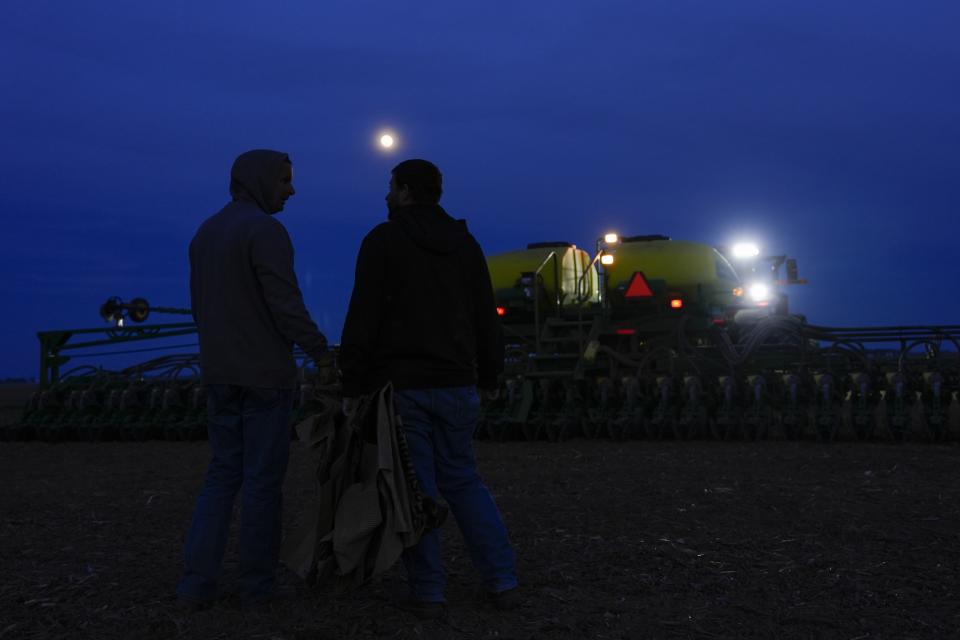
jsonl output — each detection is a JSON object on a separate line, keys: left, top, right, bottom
{"left": 176, "top": 384, "right": 293, "bottom": 604}
{"left": 394, "top": 386, "right": 518, "bottom": 602}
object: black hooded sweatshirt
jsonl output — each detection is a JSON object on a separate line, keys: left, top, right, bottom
{"left": 189, "top": 150, "right": 328, "bottom": 389}
{"left": 339, "top": 203, "right": 503, "bottom": 397}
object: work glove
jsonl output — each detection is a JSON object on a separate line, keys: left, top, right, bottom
{"left": 313, "top": 350, "right": 337, "bottom": 385}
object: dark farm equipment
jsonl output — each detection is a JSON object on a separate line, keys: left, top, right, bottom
{"left": 4, "top": 233, "right": 959, "bottom": 442}
{"left": 3, "top": 299, "right": 331, "bottom": 442}
{"left": 477, "top": 235, "right": 960, "bottom": 442}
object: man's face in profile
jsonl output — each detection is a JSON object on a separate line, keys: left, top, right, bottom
{"left": 275, "top": 163, "right": 295, "bottom": 212}
{"left": 385, "top": 175, "right": 407, "bottom": 219}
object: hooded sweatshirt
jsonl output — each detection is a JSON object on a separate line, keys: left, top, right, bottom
{"left": 189, "top": 150, "right": 329, "bottom": 388}
{"left": 339, "top": 203, "right": 504, "bottom": 397}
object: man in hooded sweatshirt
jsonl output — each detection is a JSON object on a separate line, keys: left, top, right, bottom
{"left": 177, "top": 149, "right": 332, "bottom": 610}
{"left": 339, "top": 159, "right": 519, "bottom": 619}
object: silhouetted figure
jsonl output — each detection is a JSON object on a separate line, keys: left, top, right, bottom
{"left": 340, "top": 159, "right": 518, "bottom": 619}
{"left": 177, "top": 149, "right": 332, "bottom": 610}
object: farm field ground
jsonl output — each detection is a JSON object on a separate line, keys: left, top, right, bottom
{"left": 1, "top": 437, "right": 958, "bottom": 639}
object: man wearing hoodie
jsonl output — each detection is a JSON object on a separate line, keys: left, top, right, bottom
{"left": 177, "top": 149, "right": 332, "bottom": 610}
{"left": 340, "top": 159, "right": 518, "bottom": 619}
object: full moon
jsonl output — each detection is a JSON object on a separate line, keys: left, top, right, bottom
{"left": 379, "top": 134, "right": 395, "bottom": 149}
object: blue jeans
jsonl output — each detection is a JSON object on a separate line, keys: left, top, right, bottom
{"left": 394, "top": 386, "right": 518, "bottom": 602}
{"left": 176, "top": 385, "right": 293, "bottom": 604}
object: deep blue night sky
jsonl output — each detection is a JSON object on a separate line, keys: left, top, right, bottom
{"left": 2, "top": 1, "right": 958, "bottom": 379}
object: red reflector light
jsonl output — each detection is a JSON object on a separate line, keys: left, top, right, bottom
{"left": 624, "top": 271, "right": 654, "bottom": 298}
{"left": 670, "top": 298, "right": 683, "bottom": 309}
{"left": 495, "top": 306, "right": 506, "bottom": 316}
{"left": 616, "top": 328, "right": 636, "bottom": 336}
{"left": 712, "top": 318, "right": 726, "bottom": 326}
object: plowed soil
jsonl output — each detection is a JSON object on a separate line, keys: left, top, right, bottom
{"left": 1, "top": 439, "right": 958, "bottom": 639}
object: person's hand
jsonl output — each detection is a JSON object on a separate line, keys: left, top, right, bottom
{"left": 481, "top": 388, "right": 500, "bottom": 403}
{"left": 314, "top": 351, "right": 337, "bottom": 385}
{"left": 342, "top": 397, "right": 360, "bottom": 417}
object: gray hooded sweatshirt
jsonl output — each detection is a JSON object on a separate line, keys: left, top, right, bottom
{"left": 189, "top": 150, "right": 328, "bottom": 388}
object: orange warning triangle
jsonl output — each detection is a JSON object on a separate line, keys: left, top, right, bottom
{"left": 625, "top": 272, "right": 654, "bottom": 298}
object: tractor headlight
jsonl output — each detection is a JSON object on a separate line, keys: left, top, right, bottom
{"left": 732, "top": 242, "right": 760, "bottom": 259}
{"left": 748, "top": 282, "right": 770, "bottom": 302}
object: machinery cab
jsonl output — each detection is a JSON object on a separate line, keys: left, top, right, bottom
{"left": 714, "top": 243, "right": 808, "bottom": 322}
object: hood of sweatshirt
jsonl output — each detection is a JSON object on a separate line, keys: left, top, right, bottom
{"left": 229, "top": 149, "right": 291, "bottom": 214}
{"left": 393, "top": 204, "right": 469, "bottom": 255}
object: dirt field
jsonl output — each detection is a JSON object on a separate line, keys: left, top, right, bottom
{"left": 1, "top": 438, "right": 958, "bottom": 640}
{"left": 0, "top": 384, "right": 35, "bottom": 430}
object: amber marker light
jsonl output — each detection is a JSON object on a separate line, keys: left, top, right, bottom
{"left": 670, "top": 298, "right": 684, "bottom": 309}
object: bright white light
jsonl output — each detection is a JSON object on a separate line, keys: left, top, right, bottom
{"left": 732, "top": 242, "right": 760, "bottom": 259}
{"left": 118, "top": 317, "right": 124, "bottom": 327}
{"left": 600, "top": 254, "right": 615, "bottom": 265}
{"left": 748, "top": 282, "right": 770, "bottom": 302}
{"left": 604, "top": 233, "right": 619, "bottom": 244}
{"left": 379, "top": 133, "right": 395, "bottom": 149}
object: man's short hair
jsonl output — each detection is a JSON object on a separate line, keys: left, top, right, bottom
{"left": 392, "top": 159, "right": 443, "bottom": 204}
